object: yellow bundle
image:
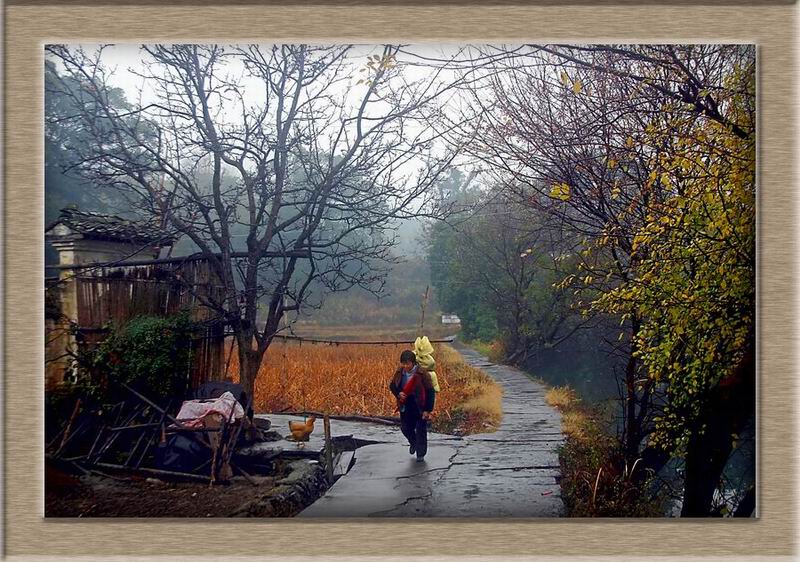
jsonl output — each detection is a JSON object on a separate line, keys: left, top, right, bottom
{"left": 414, "top": 336, "right": 440, "bottom": 392}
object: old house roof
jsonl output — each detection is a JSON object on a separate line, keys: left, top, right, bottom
{"left": 45, "top": 207, "right": 174, "bottom": 245}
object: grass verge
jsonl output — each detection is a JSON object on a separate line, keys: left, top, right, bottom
{"left": 545, "top": 385, "right": 665, "bottom": 517}
{"left": 462, "top": 339, "right": 505, "bottom": 363}
{"left": 434, "top": 345, "right": 503, "bottom": 434}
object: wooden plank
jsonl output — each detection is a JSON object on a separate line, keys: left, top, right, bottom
{"left": 109, "top": 422, "right": 162, "bottom": 432}
{"left": 333, "top": 450, "right": 355, "bottom": 477}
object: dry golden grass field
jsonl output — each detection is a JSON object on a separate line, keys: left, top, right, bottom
{"left": 230, "top": 342, "right": 502, "bottom": 434}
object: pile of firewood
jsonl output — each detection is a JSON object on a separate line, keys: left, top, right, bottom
{"left": 46, "top": 383, "right": 261, "bottom": 486}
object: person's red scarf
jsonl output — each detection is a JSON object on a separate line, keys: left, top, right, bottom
{"left": 399, "top": 368, "right": 426, "bottom": 406}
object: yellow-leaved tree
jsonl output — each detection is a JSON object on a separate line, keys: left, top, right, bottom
{"left": 592, "top": 61, "right": 755, "bottom": 516}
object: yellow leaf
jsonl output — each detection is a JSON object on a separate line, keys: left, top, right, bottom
{"left": 550, "top": 182, "right": 570, "bottom": 201}
{"left": 607, "top": 158, "right": 617, "bottom": 169}
{"left": 572, "top": 80, "right": 583, "bottom": 94}
{"left": 626, "top": 136, "right": 635, "bottom": 148}
{"left": 560, "top": 71, "right": 569, "bottom": 86}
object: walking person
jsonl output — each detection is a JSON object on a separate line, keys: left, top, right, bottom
{"left": 389, "top": 350, "right": 435, "bottom": 462}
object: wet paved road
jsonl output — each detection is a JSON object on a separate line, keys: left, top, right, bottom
{"left": 297, "top": 346, "right": 565, "bottom": 517}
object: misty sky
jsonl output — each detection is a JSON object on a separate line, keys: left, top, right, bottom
{"left": 46, "top": 44, "right": 507, "bottom": 257}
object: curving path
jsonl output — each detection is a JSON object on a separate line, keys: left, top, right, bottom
{"left": 297, "top": 345, "right": 565, "bottom": 517}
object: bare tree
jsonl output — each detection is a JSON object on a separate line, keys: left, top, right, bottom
{"left": 46, "top": 43, "right": 460, "bottom": 398}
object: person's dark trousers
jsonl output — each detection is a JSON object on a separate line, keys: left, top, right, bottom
{"left": 400, "top": 407, "right": 428, "bottom": 458}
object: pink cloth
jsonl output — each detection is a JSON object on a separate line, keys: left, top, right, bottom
{"left": 175, "top": 392, "right": 245, "bottom": 428}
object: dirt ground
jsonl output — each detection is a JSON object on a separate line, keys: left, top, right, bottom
{"left": 45, "top": 471, "right": 283, "bottom": 518}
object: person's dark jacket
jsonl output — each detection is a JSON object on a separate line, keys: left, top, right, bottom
{"left": 389, "top": 366, "right": 435, "bottom": 413}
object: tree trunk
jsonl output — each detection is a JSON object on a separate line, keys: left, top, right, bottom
{"left": 236, "top": 336, "right": 262, "bottom": 406}
{"left": 681, "top": 416, "right": 733, "bottom": 517}
{"left": 681, "top": 339, "right": 754, "bottom": 517}
{"left": 623, "top": 315, "right": 642, "bottom": 465}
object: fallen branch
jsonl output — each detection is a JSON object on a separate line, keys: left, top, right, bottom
{"left": 56, "top": 399, "right": 82, "bottom": 455}
{"left": 94, "top": 462, "right": 211, "bottom": 483}
{"left": 278, "top": 411, "right": 400, "bottom": 426}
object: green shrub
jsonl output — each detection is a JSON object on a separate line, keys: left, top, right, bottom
{"left": 92, "top": 313, "right": 195, "bottom": 403}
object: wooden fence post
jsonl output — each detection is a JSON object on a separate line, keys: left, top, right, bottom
{"left": 323, "top": 414, "right": 333, "bottom": 484}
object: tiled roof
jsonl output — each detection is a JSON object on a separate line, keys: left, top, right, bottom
{"left": 46, "top": 207, "right": 174, "bottom": 245}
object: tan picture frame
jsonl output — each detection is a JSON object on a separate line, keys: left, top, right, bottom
{"left": 4, "top": 2, "right": 796, "bottom": 560}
